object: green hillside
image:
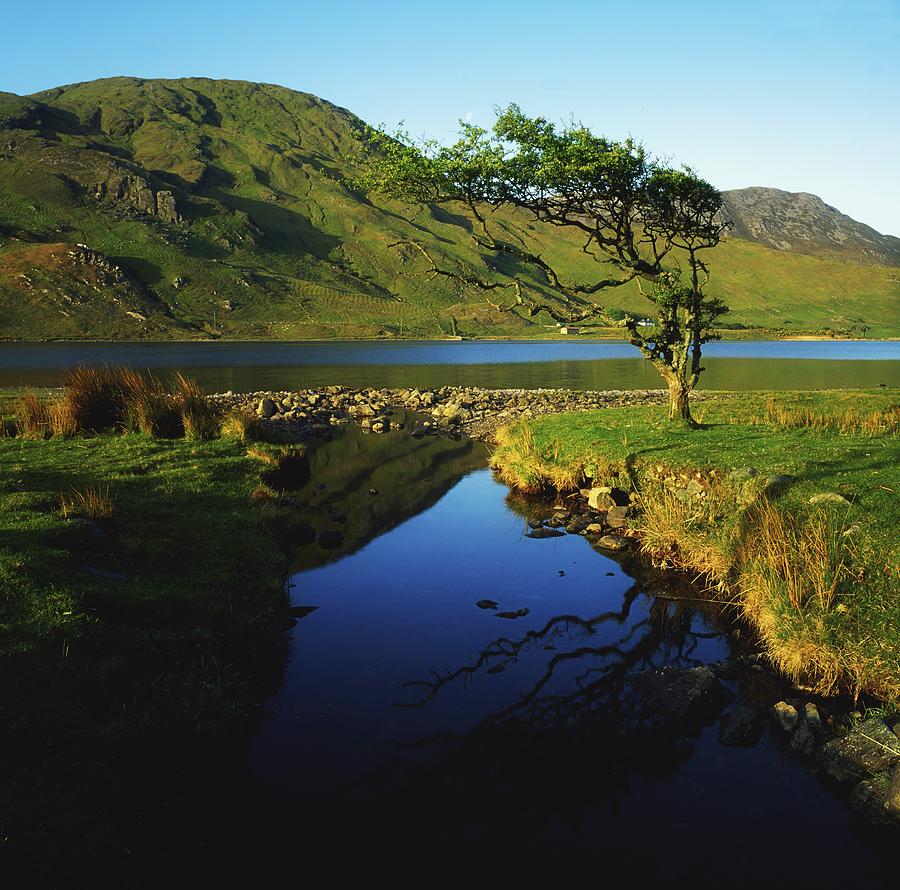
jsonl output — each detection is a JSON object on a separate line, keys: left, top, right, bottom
{"left": 0, "top": 77, "right": 897, "bottom": 340}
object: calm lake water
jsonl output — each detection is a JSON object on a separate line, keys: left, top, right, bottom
{"left": 242, "top": 421, "right": 893, "bottom": 887}
{"left": 1, "top": 339, "right": 898, "bottom": 391}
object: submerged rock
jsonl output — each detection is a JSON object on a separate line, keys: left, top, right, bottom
{"left": 495, "top": 608, "right": 530, "bottom": 619}
{"left": 628, "top": 666, "right": 733, "bottom": 727}
{"left": 885, "top": 765, "right": 900, "bottom": 817}
{"left": 818, "top": 718, "right": 900, "bottom": 783}
{"left": 850, "top": 778, "right": 900, "bottom": 826}
{"left": 718, "top": 706, "right": 764, "bottom": 747}
{"left": 790, "top": 720, "right": 818, "bottom": 756}
{"left": 476, "top": 599, "right": 499, "bottom": 610}
{"left": 317, "top": 529, "right": 345, "bottom": 550}
{"left": 525, "top": 527, "right": 565, "bottom": 539}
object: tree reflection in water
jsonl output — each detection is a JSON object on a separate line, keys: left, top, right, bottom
{"left": 399, "top": 579, "right": 729, "bottom": 738}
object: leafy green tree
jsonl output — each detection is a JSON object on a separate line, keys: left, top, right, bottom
{"left": 361, "top": 105, "right": 730, "bottom": 424}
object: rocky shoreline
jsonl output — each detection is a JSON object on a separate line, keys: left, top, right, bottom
{"left": 208, "top": 385, "right": 698, "bottom": 442}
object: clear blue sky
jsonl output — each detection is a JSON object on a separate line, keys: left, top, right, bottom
{"left": 2, "top": 0, "right": 898, "bottom": 235}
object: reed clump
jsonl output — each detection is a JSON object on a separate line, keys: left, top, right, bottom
{"left": 173, "top": 373, "right": 219, "bottom": 441}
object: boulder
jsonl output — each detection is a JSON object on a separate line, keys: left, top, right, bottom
{"left": 605, "top": 505, "right": 631, "bottom": 528}
{"left": 818, "top": 718, "right": 900, "bottom": 782}
{"left": 764, "top": 474, "right": 794, "bottom": 493}
{"left": 257, "top": 397, "right": 277, "bottom": 418}
{"left": 597, "top": 534, "right": 628, "bottom": 551}
{"left": 809, "top": 492, "right": 852, "bottom": 505}
{"left": 804, "top": 702, "right": 823, "bottom": 731}
{"left": 772, "top": 701, "right": 800, "bottom": 733}
{"left": 587, "top": 486, "right": 630, "bottom": 510}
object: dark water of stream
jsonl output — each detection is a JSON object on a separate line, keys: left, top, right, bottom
{"left": 241, "top": 420, "right": 894, "bottom": 888}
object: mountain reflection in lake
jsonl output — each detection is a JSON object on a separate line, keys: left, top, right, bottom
{"left": 2, "top": 339, "right": 898, "bottom": 390}
{"left": 245, "top": 424, "right": 893, "bottom": 887}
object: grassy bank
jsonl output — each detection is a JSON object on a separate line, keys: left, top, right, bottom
{"left": 0, "top": 426, "right": 293, "bottom": 883}
{"left": 491, "top": 391, "right": 899, "bottom": 701}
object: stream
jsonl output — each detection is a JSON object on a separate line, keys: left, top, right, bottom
{"left": 242, "top": 418, "right": 894, "bottom": 887}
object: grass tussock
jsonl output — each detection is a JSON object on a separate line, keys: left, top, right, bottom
{"left": 14, "top": 394, "right": 56, "bottom": 439}
{"left": 8, "top": 366, "right": 223, "bottom": 441}
{"left": 59, "top": 485, "right": 116, "bottom": 521}
{"left": 219, "top": 409, "right": 263, "bottom": 443}
{"left": 60, "top": 365, "right": 148, "bottom": 433}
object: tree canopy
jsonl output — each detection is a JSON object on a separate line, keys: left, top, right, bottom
{"left": 361, "top": 105, "right": 731, "bottom": 423}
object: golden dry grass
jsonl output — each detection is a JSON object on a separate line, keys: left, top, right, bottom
{"left": 636, "top": 477, "right": 743, "bottom": 584}
{"left": 750, "top": 396, "right": 900, "bottom": 435}
{"left": 59, "top": 485, "right": 116, "bottom": 521}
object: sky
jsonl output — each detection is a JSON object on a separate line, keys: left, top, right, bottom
{"left": 2, "top": 0, "right": 898, "bottom": 235}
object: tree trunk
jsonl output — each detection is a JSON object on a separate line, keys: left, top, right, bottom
{"left": 667, "top": 377, "right": 695, "bottom": 425}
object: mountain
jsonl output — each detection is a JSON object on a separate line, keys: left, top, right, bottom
{"left": 0, "top": 77, "right": 897, "bottom": 340}
{"left": 721, "top": 187, "right": 900, "bottom": 266}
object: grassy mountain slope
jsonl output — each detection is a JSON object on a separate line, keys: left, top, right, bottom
{"left": 0, "top": 77, "right": 897, "bottom": 340}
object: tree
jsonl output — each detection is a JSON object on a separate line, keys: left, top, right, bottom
{"left": 361, "top": 105, "right": 730, "bottom": 425}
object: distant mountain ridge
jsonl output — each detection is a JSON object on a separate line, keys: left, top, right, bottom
{"left": 0, "top": 77, "right": 897, "bottom": 340}
{"left": 720, "top": 187, "right": 900, "bottom": 266}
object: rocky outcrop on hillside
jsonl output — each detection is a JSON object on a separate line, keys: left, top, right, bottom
{"left": 721, "top": 187, "right": 900, "bottom": 265}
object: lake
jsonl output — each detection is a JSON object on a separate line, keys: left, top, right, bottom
{"left": 241, "top": 419, "right": 894, "bottom": 886}
{"left": 1, "top": 339, "right": 897, "bottom": 391}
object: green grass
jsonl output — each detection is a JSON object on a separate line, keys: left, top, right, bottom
{"left": 0, "top": 76, "right": 897, "bottom": 340}
{"left": 490, "top": 390, "right": 900, "bottom": 701}
{"left": 0, "top": 431, "right": 291, "bottom": 883}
